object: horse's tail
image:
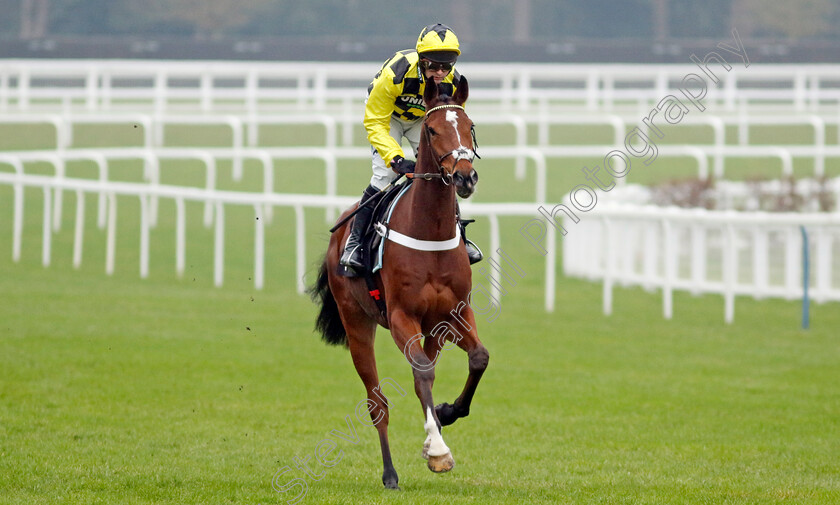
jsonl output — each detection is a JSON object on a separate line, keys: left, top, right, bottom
{"left": 307, "top": 258, "right": 348, "bottom": 346}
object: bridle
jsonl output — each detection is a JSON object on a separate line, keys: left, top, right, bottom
{"left": 410, "top": 104, "right": 480, "bottom": 185}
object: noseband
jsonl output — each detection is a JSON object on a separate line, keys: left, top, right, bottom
{"left": 411, "top": 104, "right": 480, "bottom": 184}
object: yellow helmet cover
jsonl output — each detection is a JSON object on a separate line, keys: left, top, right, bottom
{"left": 416, "top": 23, "right": 460, "bottom": 62}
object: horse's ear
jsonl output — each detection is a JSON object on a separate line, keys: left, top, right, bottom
{"left": 453, "top": 75, "right": 469, "bottom": 105}
{"left": 423, "top": 77, "right": 439, "bottom": 106}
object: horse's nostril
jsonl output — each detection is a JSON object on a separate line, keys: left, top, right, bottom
{"left": 470, "top": 170, "right": 478, "bottom": 185}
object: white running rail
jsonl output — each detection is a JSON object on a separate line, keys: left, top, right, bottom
{"left": 3, "top": 61, "right": 840, "bottom": 113}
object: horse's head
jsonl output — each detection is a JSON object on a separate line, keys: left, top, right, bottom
{"left": 422, "top": 76, "right": 479, "bottom": 199}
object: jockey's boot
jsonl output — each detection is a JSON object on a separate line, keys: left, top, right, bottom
{"left": 340, "top": 185, "right": 378, "bottom": 270}
{"left": 456, "top": 202, "right": 483, "bottom": 265}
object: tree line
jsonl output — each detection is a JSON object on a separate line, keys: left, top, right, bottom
{"left": 1, "top": 0, "right": 838, "bottom": 41}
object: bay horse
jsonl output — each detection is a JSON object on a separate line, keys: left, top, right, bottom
{"left": 309, "top": 77, "right": 489, "bottom": 489}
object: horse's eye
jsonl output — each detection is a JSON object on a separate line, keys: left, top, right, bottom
{"left": 427, "top": 127, "right": 438, "bottom": 136}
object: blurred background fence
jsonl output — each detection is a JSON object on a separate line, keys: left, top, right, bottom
{"left": 1, "top": 59, "right": 839, "bottom": 322}
{"left": 3, "top": 61, "right": 840, "bottom": 113}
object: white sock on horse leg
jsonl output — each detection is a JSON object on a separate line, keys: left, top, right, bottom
{"left": 423, "top": 406, "right": 450, "bottom": 457}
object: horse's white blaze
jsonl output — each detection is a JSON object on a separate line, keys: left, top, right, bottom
{"left": 424, "top": 406, "right": 450, "bottom": 457}
{"left": 445, "top": 109, "right": 474, "bottom": 162}
{"left": 445, "top": 110, "right": 466, "bottom": 149}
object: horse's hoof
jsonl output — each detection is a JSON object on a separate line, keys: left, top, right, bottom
{"left": 382, "top": 470, "right": 399, "bottom": 490}
{"left": 427, "top": 452, "right": 455, "bottom": 473}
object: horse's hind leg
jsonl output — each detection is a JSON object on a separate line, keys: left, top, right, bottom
{"left": 325, "top": 231, "right": 398, "bottom": 488}
{"left": 435, "top": 313, "right": 489, "bottom": 427}
{"left": 347, "top": 324, "right": 400, "bottom": 489}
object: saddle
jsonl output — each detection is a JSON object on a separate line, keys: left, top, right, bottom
{"left": 337, "top": 179, "right": 414, "bottom": 280}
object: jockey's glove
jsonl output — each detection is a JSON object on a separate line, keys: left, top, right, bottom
{"left": 390, "top": 156, "right": 415, "bottom": 175}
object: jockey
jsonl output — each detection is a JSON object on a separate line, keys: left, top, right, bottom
{"left": 340, "top": 23, "right": 483, "bottom": 270}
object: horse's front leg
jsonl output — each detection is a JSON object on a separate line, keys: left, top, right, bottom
{"left": 390, "top": 309, "right": 455, "bottom": 473}
{"left": 436, "top": 310, "right": 490, "bottom": 427}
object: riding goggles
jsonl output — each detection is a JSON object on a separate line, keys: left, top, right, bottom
{"left": 423, "top": 61, "right": 453, "bottom": 73}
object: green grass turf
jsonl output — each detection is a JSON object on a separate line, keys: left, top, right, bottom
{"left": 2, "top": 232, "right": 839, "bottom": 504}
{"left": 2, "top": 120, "right": 840, "bottom": 504}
